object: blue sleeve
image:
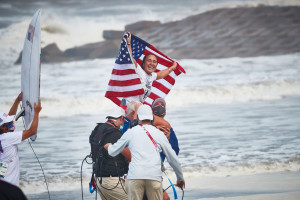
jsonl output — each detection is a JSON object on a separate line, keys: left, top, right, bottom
{"left": 122, "top": 117, "right": 131, "bottom": 134}
{"left": 169, "top": 128, "right": 179, "bottom": 155}
{"left": 160, "top": 127, "right": 180, "bottom": 162}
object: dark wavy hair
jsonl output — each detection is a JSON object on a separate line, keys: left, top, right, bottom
{"left": 141, "top": 54, "right": 158, "bottom": 70}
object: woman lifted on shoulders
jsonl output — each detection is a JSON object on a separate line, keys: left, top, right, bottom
{"left": 126, "top": 32, "right": 177, "bottom": 102}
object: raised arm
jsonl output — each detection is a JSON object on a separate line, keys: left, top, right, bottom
{"left": 22, "top": 100, "right": 42, "bottom": 141}
{"left": 126, "top": 32, "right": 138, "bottom": 68}
{"left": 156, "top": 61, "right": 177, "bottom": 80}
{"left": 8, "top": 92, "right": 22, "bottom": 116}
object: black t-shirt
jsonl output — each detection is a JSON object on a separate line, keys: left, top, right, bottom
{"left": 0, "top": 180, "right": 28, "bottom": 200}
{"left": 90, "top": 122, "right": 128, "bottom": 177}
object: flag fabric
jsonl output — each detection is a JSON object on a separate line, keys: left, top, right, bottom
{"left": 105, "top": 33, "right": 186, "bottom": 106}
{"left": 105, "top": 35, "right": 144, "bottom": 106}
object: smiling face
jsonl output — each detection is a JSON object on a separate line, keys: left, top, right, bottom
{"left": 142, "top": 54, "right": 158, "bottom": 75}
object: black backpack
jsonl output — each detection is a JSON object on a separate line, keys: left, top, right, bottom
{"left": 89, "top": 123, "right": 114, "bottom": 163}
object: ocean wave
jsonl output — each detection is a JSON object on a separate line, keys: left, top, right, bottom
{"left": 168, "top": 156, "right": 300, "bottom": 178}
{"left": 1, "top": 80, "right": 299, "bottom": 118}
{"left": 167, "top": 80, "right": 300, "bottom": 105}
{"left": 20, "top": 156, "right": 300, "bottom": 194}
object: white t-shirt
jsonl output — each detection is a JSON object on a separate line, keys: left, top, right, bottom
{"left": 135, "top": 65, "right": 157, "bottom": 102}
{"left": 108, "top": 125, "right": 183, "bottom": 182}
{"left": 0, "top": 131, "right": 22, "bottom": 186}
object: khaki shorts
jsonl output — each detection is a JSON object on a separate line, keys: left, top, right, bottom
{"left": 126, "top": 179, "right": 163, "bottom": 200}
{"left": 96, "top": 176, "right": 127, "bottom": 200}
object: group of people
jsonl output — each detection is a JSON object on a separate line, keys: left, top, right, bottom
{"left": 92, "top": 98, "right": 184, "bottom": 200}
{"left": 90, "top": 32, "right": 184, "bottom": 200}
{"left": 0, "top": 32, "right": 184, "bottom": 200}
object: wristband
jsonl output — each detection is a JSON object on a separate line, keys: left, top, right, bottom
{"left": 127, "top": 43, "right": 131, "bottom": 45}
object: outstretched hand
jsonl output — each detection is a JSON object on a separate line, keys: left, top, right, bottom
{"left": 176, "top": 180, "right": 185, "bottom": 190}
{"left": 17, "top": 92, "right": 23, "bottom": 102}
{"left": 171, "top": 61, "right": 177, "bottom": 71}
{"left": 157, "top": 126, "right": 171, "bottom": 140}
{"left": 126, "top": 32, "right": 131, "bottom": 44}
{"left": 34, "top": 99, "right": 42, "bottom": 114}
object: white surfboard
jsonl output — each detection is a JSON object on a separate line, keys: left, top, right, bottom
{"left": 21, "top": 9, "right": 41, "bottom": 141}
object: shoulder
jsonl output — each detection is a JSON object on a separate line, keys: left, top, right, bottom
{"left": 151, "top": 72, "right": 157, "bottom": 80}
{"left": 144, "top": 125, "right": 163, "bottom": 135}
{"left": 0, "top": 131, "right": 22, "bottom": 146}
{"left": 127, "top": 125, "right": 142, "bottom": 133}
{"left": 0, "top": 131, "right": 23, "bottom": 139}
{"left": 153, "top": 115, "right": 171, "bottom": 129}
{"left": 136, "top": 65, "right": 146, "bottom": 76}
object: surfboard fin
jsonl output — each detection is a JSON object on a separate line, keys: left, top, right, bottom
{"left": 15, "top": 108, "right": 25, "bottom": 121}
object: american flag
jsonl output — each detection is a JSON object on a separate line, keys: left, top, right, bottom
{"left": 105, "top": 33, "right": 186, "bottom": 106}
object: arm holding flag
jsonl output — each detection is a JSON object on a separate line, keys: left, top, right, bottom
{"left": 156, "top": 61, "right": 177, "bottom": 80}
{"left": 126, "top": 32, "right": 177, "bottom": 80}
{"left": 125, "top": 33, "right": 138, "bottom": 69}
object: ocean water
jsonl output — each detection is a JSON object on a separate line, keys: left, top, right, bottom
{"left": 1, "top": 0, "right": 300, "bottom": 199}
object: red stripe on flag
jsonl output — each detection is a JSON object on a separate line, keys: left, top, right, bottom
{"left": 152, "top": 81, "right": 170, "bottom": 94}
{"left": 112, "top": 69, "right": 136, "bottom": 75}
{"left": 143, "top": 101, "right": 151, "bottom": 107}
{"left": 106, "top": 96, "right": 121, "bottom": 106}
{"left": 147, "top": 92, "right": 160, "bottom": 101}
{"left": 136, "top": 59, "right": 142, "bottom": 67}
{"left": 108, "top": 78, "right": 141, "bottom": 86}
{"left": 160, "top": 74, "right": 175, "bottom": 85}
{"left": 174, "top": 68, "right": 181, "bottom": 76}
{"left": 105, "top": 89, "right": 144, "bottom": 97}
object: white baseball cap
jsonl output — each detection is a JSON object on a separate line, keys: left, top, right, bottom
{"left": 0, "top": 112, "right": 15, "bottom": 126}
{"left": 106, "top": 107, "right": 125, "bottom": 119}
{"left": 137, "top": 105, "right": 153, "bottom": 121}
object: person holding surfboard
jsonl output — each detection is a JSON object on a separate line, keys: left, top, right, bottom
{"left": 0, "top": 92, "right": 42, "bottom": 186}
{"left": 125, "top": 32, "right": 177, "bottom": 102}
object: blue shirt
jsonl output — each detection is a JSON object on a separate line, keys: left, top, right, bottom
{"left": 122, "top": 117, "right": 131, "bottom": 134}
{"left": 161, "top": 128, "right": 179, "bottom": 162}
{"left": 122, "top": 117, "right": 180, "bottom": 162}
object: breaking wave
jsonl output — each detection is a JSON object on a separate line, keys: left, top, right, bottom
{"left": 20, "top": 156, "right": 300, "bottom": 194}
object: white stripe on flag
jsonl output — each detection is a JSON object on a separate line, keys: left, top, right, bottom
{"left": 144, "top": 98, "right": 154, "bottom": 105}
{"left": 169, "top": 72, "right": 177, "bottom": 79}
{"left": 151, "top": 87, "right": 168, "bottom": 98}
{"left": 107, "top": 84, "right": 143, "bottom": 92}
{"left": 156, "top": 79, "right": 174, "bottom": 89}
{"left": 110, "top": 74, "right": 140, "bottom": 81}
{"left": 156, "top": 63, "right": 168, "bottom": 71}
{"left": 114, "top": 63, "right": 136, "bottom": 70}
